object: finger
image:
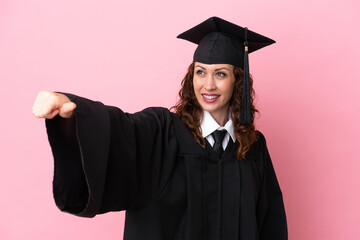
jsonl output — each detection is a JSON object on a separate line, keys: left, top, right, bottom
{"left": 33, "top": 91, "right": 55, "bottom": 118}
{"left": 32, "top": 91, "right": 47, "bottom": 117}
{"left": 59, "top": 102, "right": 76, "bottom": 118}
{"left": 43, "top": 109, "right": 60, "bottom": 119}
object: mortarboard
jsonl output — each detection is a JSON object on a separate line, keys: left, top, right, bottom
{"left": 177, "top": 17, "right": 275, "bottom": 124}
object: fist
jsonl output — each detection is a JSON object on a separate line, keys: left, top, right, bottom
{"left": 32, "top": 91, "right": 77, "bottom": 119}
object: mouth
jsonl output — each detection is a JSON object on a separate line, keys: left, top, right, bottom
{"left": 202, "top": 94, "right": 220, "bottom": 103}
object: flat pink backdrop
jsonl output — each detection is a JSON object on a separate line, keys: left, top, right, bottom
{"left": 1, "top": 0, "right": 359, "bottom": 239}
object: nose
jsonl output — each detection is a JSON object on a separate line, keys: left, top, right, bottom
{"left": 204, "top": 75, "right": 216, "bottom": 91}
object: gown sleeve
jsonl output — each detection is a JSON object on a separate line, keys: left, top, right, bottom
{"left": 45, "top": 93, "right": 177, "bottom": 218}
{"left": 256, "top": 132, "right": 288, "bottom": 240}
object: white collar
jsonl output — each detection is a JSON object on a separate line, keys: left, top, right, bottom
{"left": 200, "top": 110, "right": 236, "bottom": 143}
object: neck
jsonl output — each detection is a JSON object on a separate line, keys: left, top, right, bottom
{"left": 210, "top": 112, "right": 228, "bottom": 126}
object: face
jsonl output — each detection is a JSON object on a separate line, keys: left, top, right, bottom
{"left": 193, "top": 62, "right": 235, "bottom": 123}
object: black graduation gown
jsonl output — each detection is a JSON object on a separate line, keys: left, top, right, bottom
{"left": 45, "top": 93, "right": 287, "bottom": 240}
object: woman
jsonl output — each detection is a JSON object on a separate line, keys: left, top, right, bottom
{"left": 33, "top": 17, "right": 287, "bottom": 240}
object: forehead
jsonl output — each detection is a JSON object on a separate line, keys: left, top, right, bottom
{"left": 194, "top": 62, "right": 234, "bottom": 71}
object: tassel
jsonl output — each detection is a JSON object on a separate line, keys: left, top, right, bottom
{"left": 240, "top": 27, "right": 253, "bottom": 124}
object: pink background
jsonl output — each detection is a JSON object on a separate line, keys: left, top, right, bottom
{"left": 1, "top": 0, "right": 359, "bottom": 239}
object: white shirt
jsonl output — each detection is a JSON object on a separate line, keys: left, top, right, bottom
{"left": 200, "top": 110, "right": 236, "bottom": 150}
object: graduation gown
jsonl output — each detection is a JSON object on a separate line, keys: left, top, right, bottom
{"left": 46, "top": 93, "right": 287, "bottom": 240}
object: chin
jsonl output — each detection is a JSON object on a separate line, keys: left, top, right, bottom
{"left": 202, "top": 106, "right": 221, "bottom": 114}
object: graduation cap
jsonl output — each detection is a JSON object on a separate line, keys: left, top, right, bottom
{"left": 177, "top": 16, "right": 275, "bottom": 124}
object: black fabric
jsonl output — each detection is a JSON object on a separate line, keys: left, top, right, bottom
{"left": 45, "top": 94, "right": 287, "bottom": 240}
{"left": 177, "top": 17, "right": 275, "bottom": 67}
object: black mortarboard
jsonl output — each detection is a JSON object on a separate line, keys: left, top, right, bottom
{"left": 177, "top": 16, "right": 275, "bottom": 124}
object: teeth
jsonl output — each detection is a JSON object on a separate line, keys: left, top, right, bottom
{"left": 203, "top": 95, "right": 218, "bottom": 100}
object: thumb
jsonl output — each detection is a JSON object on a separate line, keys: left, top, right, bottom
{"left": 59, "top": 102, "right": 77, "bottom": 118}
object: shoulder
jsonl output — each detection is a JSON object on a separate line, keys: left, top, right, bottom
{"left": 130, "top": 107, "right": 182, "bottom": 129}
{"left": 256, "top": 130, "right": 267, "bottom": 146}
{"left": 139, "top": 107, "right": 182, "bottom": 122}
{"left": 140, "top": 107, "right": 172, "bottom": 117}
{"left": 140, "top": 107, "right": 183, "bottom": 122}
{"left": 244, "top": 130, "right": 268, "bottom": 161}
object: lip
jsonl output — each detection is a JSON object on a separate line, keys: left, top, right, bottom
{"left": 202, "top": 93, "right": 220, "bottom": 103}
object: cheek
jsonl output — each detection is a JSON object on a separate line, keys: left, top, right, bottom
{"left": 229, "top": 82, "right": 235, "bottom": 95}
{"left": 222, "top": 81, "right": 235, "bottom": 97}
{"left": 192, "top": 80, "right": 202, "bottom": 103}
{"left": 192, "top": 78, "right": 201, "bottom": 94}
{"left": 229, "top": 78, "right": 236, "bottom": 94}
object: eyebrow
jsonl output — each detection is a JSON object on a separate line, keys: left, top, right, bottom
{"left": 214, "top": 67, "right": 230, "bottom": 71}
{"left": 195, "top": 65, "right": 206, "bottom": 70}
{"left": 194, "top": 65, "right": 230, "bottom": 71}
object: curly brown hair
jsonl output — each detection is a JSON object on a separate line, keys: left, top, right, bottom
{"left": 172, "top": 62, "right": 259, "bottom": 160}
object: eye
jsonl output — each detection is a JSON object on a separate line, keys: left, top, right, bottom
{"left": 216, "top": 72, "right": 227, "bottom": 77}
{"left": 196, "top": 70, "right": 205, "bottom": 75}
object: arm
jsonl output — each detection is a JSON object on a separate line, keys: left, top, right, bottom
{"left": 256, "top": 132, "right": 288, "bottom": 240}
{"left": 38, "top": 92, "right": 177, "bottom": 217}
